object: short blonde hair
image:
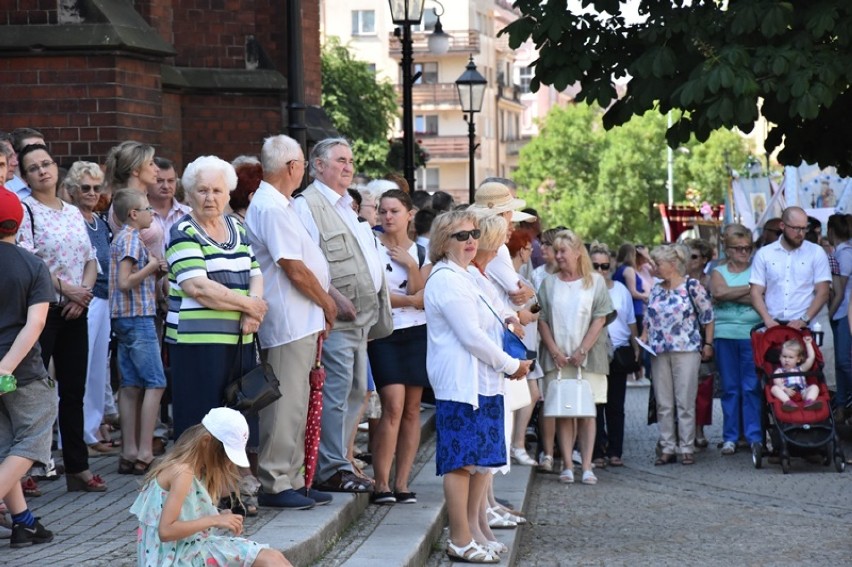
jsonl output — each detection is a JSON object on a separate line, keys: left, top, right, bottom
{"left": 112, "top": 188, "right": 146, "bottom": 224}
{"left": 476, "top": 213, "right": 508, "bottom": 251}
{"left": 722, "top": 223, "right": 753, "bottom": 246}
{"left": 589, "top": 241, "right": 612, "bottom": 259}
{"left": 552, "top": 229, "right": 594, "bottom": 288}
{"left": 651, "top": 243, "right": 689, "bottom": 276}
{"left": 429, "top": 210, "right": 478, "bottom": 264}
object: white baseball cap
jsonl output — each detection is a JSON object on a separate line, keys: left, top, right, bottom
{"left": 201, "top": 407, "right": 250, "bottom": 468}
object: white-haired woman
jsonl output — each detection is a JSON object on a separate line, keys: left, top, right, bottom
{"left": 63, "top": 161, "right": 119, "bottom": 454}
{"left": 165, "top": 155, "right": 267, "bottom": 441}
{"left": 360, "top": 179, "right": 398, "bottom": 228}
{"left": 643, "top": 244, "right": 714, "bottom": 466}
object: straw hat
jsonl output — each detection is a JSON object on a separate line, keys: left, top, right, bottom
{"left": 469, "top": 182, "right": 535, "bottom": 222}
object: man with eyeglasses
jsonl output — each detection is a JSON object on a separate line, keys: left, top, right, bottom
{"left": 749, "top": 206, "right": 831, "bottom": 331}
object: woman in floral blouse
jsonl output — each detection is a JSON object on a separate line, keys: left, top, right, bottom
{"left": 642, "top": 244, "right": 714, "bottom": 466}
{"left": 17, "top": 144, "right": 105, "bottom": 492}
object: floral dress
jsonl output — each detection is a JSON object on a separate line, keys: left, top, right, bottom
{"left": 130, "top": 476, "right": 267, "bottom": 566}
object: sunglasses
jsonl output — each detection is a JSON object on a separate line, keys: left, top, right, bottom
{"left": 79, "top": 184, "right": 102, "bottom": 194}
{"left": 726, "top": 245, "right": 752, "bottom": 254}
{"left": 450, "top": 229, "right": 481, "bottom": 242}
{"left": 690, "top": 254, "right": 702, "bottom": 260}
{"left": 592, "top": 262, "right": 610, "bottom": 270}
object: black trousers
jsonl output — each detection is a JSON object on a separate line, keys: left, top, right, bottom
{"left": 39, "top": 306, "right": 89, "bottom": 475}
{"left": 594, "top": 366, "right": 628, "bottom": 459}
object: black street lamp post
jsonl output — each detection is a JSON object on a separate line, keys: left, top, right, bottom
{"left": 455, "top": 55, "right": 487, "bottom": 203}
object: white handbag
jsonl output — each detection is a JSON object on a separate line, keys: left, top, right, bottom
{"left": 543, "top": 368, "right": 596, "bottom": 418}
{"left": 504, "top": 376, "right": 532, "bottom": 411}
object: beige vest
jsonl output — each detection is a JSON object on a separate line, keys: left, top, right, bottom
{"left": 299, "top": 184, "right": 379, "bottom": 330}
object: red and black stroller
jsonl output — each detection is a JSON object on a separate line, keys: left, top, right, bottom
{"left": 750, "top": 324, "right": 846, "bottom": 474}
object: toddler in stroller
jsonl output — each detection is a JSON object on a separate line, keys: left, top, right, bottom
{"left": 770, "top": 337, "right": 822, "bottom": 412}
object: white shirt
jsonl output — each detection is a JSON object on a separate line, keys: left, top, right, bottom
{"left": 749, "top": 239, "right": 831, "bottom": 321}
{"left": 378, "top": 241, "right": 426, "bottom": 330}
{"left": 485, "top": 245, "right": 522, "bottom": 313}
{"left": 608, "top": 280, "right": 635, "bottom": 348}
{"left": 469, "top": 267, "right": 510, "bottom": 397}
{"left": 416, "top": 235, "right": 430, "bottom": 250}
{"left": 293, "top": 180, "right": 382, "bottom": 293}
{"left": 245, "top": 181, "right": 330, "bottom": 347}
{"left": 425, "top": 260, "right": 519, "bottom": 408}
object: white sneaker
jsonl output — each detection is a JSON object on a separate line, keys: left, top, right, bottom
{"left": 539, "top": 454, "right": 554, "bottom": 472}
{"left": 572, "top": 450, "right": 582, "bottom": 465}
{"left": 721, "top": 441, "right": 736, "bottom": 455}
{"left": 559, "top": 468, "right": 574, "bottom": 484}
{"left": 511, "top": 447, "right": 537, "bottom": 466}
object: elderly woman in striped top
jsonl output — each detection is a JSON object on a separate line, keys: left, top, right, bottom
{"left": 165, "top": 156, "right": 267, "bottom": 442}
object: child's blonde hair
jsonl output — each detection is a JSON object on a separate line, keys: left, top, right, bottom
{"left": 780, "top": 339, "right": 805, "bottom": 363}
{"left": 112, "top": 188, "right": 146, "bottom": 225}
{"left": 143, "top": 424, "right": 240, "bottom": 502}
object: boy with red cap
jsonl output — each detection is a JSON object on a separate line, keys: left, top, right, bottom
{"left": 0, "top": 185, "right": 58, "bottom": 548}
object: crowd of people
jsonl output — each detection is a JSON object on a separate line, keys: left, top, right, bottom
{"left": 2, "top": 125, "right": 852, "bottom": 564}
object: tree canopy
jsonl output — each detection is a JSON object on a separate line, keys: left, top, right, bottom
{"left": 320, "top": 38, "right": 399, "bottom": 177}
{"left": 503, "top": 1, "right": 852, "bottom": 175}
{"left": 513, "top": 103, "right": 750, "bottom": 245}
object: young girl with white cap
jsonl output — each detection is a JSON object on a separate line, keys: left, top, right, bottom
{"left": 130, "top": 407, "right": 290, "bottom": 566}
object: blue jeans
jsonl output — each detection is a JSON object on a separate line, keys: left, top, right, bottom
{"left": 830, "top": 317, "right": 852, "bottom": 408}
{"left": 112, "top": 317, "right": 166, "bottom": 389}
{"left": 714, "top": 338, "right": 762, "bottom": 443}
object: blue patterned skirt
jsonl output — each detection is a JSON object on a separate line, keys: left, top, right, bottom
{"left": 435, "top": 395, "right": 506, "bottom": 475}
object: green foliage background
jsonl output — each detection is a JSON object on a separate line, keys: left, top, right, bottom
{"left": 512, "top": 103, "right": 751, "bottom": 246}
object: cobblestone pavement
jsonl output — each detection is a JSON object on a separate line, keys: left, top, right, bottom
{"left": 514, "top": 384, "right": 852, "bottom": 566}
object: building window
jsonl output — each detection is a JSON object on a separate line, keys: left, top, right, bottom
{"left": 415, "top": 167, "right": 440, "bottom": 191}
{"left": 412, "top": 62, "right": 438, "bottom": 85}
{"left": 415, "top": 115, "right": 439, "bottom": 135}
{"left": 518, "top": 66, "right": 533, "bottom": 94}
{"left": 413, "top": 4, "right": 438, "bottom": 32}
{"left": 367, "top": 63, "right": 377, "bottom": 74}
{"left": 351, "top": 10, "right": 376, "bottom": 36}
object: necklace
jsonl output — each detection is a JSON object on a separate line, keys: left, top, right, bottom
{"left": 84, "top": 216, "right": 98, "bottom": 231}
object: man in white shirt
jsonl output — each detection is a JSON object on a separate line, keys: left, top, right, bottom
{"left": 750, "top": 206, "right": 831, "bottom": 329}
{"left": 245, "top": 135, "right": 338, "bottom": 509}
{"left": 293, "top": 138, "right": 385, "bottom": 493}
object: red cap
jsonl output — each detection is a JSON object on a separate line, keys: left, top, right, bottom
{"left": 0, "top": 188, "right": 23, "bottom": 236}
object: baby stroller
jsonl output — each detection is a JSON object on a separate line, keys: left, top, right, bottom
{"left": 750, "top": 323, "right": 846, "bottom": 474}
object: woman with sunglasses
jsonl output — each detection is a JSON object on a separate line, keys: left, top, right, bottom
{"left": 425, "top": 210, "right": 531, "bottom": 563}
{"left": 63, "top": 162, "right": 119, "bottom": 456}
{"left": 685, "top": 238, "right": 715, "bottom": 448}
{"left": 538, "top": 230, "right": 614, "bottom": 485}
{"left": 709, "top": 225, "right": 763, "bottom": 456}
{"left": 17, "top": 144, "right": 107, "bottom": 493}
{"left": 589, "top": 243, "right": 638, "bottom": 468}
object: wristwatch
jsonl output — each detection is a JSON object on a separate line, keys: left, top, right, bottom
{"left": 801, "top": 315, "right": 810, "bottom": 324}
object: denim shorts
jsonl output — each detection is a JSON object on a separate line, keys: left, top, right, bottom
{"left": 112, "top": 316, "right": 167, "bottom": 389}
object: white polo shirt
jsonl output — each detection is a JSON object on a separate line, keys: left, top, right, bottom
{"left": 244, "top": 181, "right": 330, "bottom": 348}
{"left": 749, "top": 239, "right": 831, "bottom": 321}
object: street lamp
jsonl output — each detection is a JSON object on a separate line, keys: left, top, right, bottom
{"left": 389, "top": 1, "right": 450, "bottom": 191}
{"left": 455, "top": 55, "right": 487, "bottom": 203}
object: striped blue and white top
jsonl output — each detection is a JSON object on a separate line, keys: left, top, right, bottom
{"left": 165, "top": 214, "right": 260, "bottom": 345}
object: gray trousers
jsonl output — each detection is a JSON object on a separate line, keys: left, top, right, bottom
{"left": 258, "top": 332, "right": 319, "bottom": 493}
{"left": 317, "top": 327, "right": 369, "bottom": 482}
{"left": 652, "top": 351, "right": 701, "bottom": 455}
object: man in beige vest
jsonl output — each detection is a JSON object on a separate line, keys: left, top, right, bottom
{"left": 293, "top": 138, "right": 384, "bottom": 493}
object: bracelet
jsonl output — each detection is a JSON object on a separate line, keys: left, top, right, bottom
{"left": 704, "top": 343, "right": 714, "bottom": 348}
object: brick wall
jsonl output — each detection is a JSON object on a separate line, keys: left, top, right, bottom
{"left": 170, "top": 0, "right": 257, "bottom": 68}
{"left": 1, "top": 1, "right": 58, "bottom": 25}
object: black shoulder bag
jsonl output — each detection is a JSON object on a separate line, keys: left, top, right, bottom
{"left": 223, "top": 334, "right": 282, "bottom": 415}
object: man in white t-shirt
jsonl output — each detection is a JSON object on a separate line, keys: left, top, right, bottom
{"left": 244, "top": 135, "right": 337, "bottom": 510}
{"left": 750, "top": 206, "right": 831, "bottom": 329}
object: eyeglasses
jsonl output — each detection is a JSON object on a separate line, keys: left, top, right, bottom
{"left": 592, "top": 262, "right": 611, "bottom": 271}
{"left": 287, "top": 159, "right": 307, "bottom": 167}
{"left": 133, "top": 206, "right": 154, "bottom": 213}
{"left": 79, "top": 184, "right": 102, "bottom": 194}
{"left": 784, "top": 225, "right": 808, "bottom": 233}
{"left": 450, "top": 229, "right": 481, "bottom": 242}
{"left": 726, "top": 245, "right": 753, "bottom": 254}
{"left": 25, "top": 160, "right": 55, "bottom": 175}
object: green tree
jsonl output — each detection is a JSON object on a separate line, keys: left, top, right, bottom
{"left": 513, "top": 103, "right": 750, "bottom": 245}
{"left": 503, "top": 1, "right": 852, "bottom": 174}
{"left": 321, "top": 38, "right": 398, "bottom": 177}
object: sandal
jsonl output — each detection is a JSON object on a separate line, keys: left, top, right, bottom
{"left": 446, "top": 540, "right": 499, "bottom": 563}
{"left": 314, "top": 470, "right": 372, "bottom": 493}
{"left": 558, "top": 468, "right": 574, "bottom": 484}
{"left": 486, "top": 506, "right": 517, "bottom": 529}
{"left": 592, "top": 457, "right": 607, "bottom": 469}
{"left": 681, "top": 453, "right": 695, "bottom": 465}
{"left": 489, "top": 506, "right": 526, "bottom": 525}
{"left": 654, "top": 454, "right": 676, "bottom": 466}
{"left": 20, "top": 476, "right": 41, "bottom": 497}
{"left": 118, "top": 457, "right": 135, "bottom": 475}
{"left": 133, "top": 459, "right": 154, "bottom": 476}
{"left": 608, "top": 456, "right": 624, "bottom": 467}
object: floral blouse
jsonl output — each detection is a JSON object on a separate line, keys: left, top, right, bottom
{"left": 645, "top": 278, "right": 714, "bottom": 354}
{"left": 17, "top": 197, "right": 97, "bottom": 304}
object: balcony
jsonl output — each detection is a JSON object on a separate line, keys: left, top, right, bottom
{"left": 419, "top": 135, "right": 481, "bottom": 160}
{"left": 396, "top": 83, "right": 461, "bottom": 107}
{"left": 505, "top": 138, "right": 528, "bottom": 156}
{"left": 388, "top": 30, "right": 480, "bottom": 56}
